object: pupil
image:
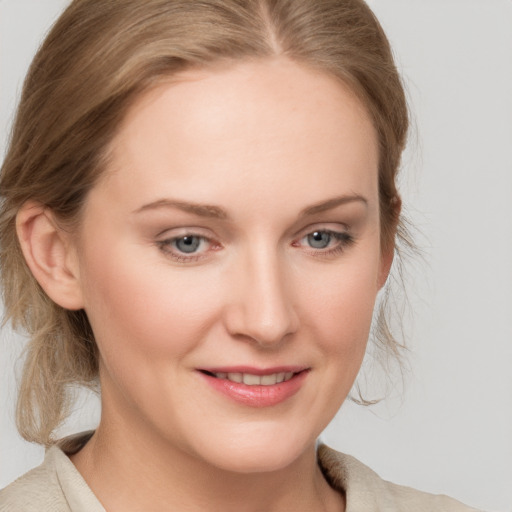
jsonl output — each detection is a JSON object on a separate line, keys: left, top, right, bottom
{"left": 308, "top": 231, "right": 330, "bottom": 249}
{"left": 176, "top": 236, "right": 200, "bottom": 253}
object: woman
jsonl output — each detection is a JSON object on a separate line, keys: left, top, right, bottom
{"left": 0, "top": 1, "right": 485, "bottom": 510}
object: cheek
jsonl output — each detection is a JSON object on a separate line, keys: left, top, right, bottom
{"left": 78, "top": 242, "right": 222, "bottom": 364}
{"left": 297, "top": 250, "right": 381, "bottom": 403}
{"left": 289, "top": 253, "right": 380, "bottom": 429}
{"left": 301, "top": 257, "right": 380, "bottom": 348}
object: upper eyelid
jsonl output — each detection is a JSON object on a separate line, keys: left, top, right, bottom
{"left": 297, "top": 219, "right": 350, "bottom": 231}
{"left": 295, "top": 229, "right": 353, "bottom": 246}
{"left": 300, "top": 229, "right": 349, "bottom": 239}
{"left": 158, "top": 234, "right": 213, "bottom": 249}
{"left": 155, "top": 226, "right": 215, "bottom": 239}
{"left": 292, "top": 223, "right": 351, "bottom": 240}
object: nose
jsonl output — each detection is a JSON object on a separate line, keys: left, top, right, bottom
{"left": 223, "top": 248, "right": 299, "bottom": 348}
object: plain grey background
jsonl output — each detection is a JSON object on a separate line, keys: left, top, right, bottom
{"left": 1, "top": 1, "right": 511, "bottom": 511}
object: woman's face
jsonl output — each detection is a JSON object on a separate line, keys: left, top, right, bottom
{"left": 72, "top": 58, "right": 387, "bottom": 472}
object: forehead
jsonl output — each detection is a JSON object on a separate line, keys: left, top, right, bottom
{"left": 100, "top": 57, "right": 379, "bottom": 214}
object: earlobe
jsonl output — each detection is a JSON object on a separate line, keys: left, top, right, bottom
{"left": 16, "top": 201, "right": 84, "bottom": 310}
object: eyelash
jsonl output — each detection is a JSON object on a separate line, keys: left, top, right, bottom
{"left": 156, "top": 229, "right": 355, "bottom": 263}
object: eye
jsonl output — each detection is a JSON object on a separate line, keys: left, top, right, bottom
{"left": 156, "top": 233, "right": 219, "bottom": 263}
{"left": 294, "top": 229, "right": 355, "bottom": 257}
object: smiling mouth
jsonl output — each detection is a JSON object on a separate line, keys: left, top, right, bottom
{"left": 200, "top": 370, "right": 298, "bottom": 386}
{"left": 198, "top": 368, "right": 309, "bottom": 406}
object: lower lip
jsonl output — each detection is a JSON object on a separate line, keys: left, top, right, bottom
{"left": 198, "top": 371, "right": 309, "bottom": 407}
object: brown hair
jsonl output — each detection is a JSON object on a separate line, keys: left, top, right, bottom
{"left": 0, "top": 0, "right": 409, "bottom": 445}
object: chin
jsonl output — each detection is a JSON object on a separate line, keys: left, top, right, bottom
{"left": 205, "top": 447, "right": 307, "bottom": 475}
{"left": 189, "top": 425, "right": 315, "bottom": 474}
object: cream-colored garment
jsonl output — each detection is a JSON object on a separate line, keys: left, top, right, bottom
{"left": 0, "top": 434, "right": 481, "bottom": 512}
{"left": 0, "top": 433, "right": 103, "bottom": 512}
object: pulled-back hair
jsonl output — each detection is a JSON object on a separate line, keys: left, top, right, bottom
{"left": 0, "top": 0, "right": 409, "bottom": 445}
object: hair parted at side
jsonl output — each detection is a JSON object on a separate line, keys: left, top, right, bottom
{"left": 0, "top": 0, "right": 409, "bottom": 445}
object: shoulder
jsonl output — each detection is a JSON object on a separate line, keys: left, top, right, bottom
{"left": 0, "top": 432, "right": 102, "bottom": 512}
{"left": 0, "top": 447, "right": 70, "bottom": 512}
{"left": 317, "top": 444, "right": 483, "bottom": 512}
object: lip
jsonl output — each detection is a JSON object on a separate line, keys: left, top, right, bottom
{"left": 199, "top": 365, "right": 308, "bottom": 375}
{"left": 197, "top": 366, "right": 310, "bottom": 407}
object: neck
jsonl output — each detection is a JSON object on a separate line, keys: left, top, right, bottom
{"left": 70, "top": 418, "right": 344, "bottom": 512}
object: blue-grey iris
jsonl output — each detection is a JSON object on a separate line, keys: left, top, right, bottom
{"left": 175, "top": 236, "right": 201, "bottom": 253}
{"left": 307, "top": 231, "right": 331, "bottom": 249}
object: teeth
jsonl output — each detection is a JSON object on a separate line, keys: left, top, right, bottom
{"left": 214, "top": 371, "right": 296, "bottom": 386}
{"left": 261, "top": 374, "right": 277, "bottom": 385}
{"left": 243, "top": 374, "right": 260, "bottom": 385}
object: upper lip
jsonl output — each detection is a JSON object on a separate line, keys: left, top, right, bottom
{"left": 198, "top": 366, "right": 309, "bottom": 375}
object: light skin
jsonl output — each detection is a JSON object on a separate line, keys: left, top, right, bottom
{"left": 17, "top": 57, "right": 394, "bottom": 511}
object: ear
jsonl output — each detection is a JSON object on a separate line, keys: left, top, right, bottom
{"left": 16, "top": 201, "right": 84, "bottom": 310}
{"left": 377, "top": 196, "right": 402, "bottom": 289}
{"left": 378, "top": 243, "right": 395, "bottom": 290}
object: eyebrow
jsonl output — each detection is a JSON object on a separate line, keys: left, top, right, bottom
{"left": 134, "top": 199, "right": 229, "bottom": 219}
{"left": 134, "top": 194, "right": 367, "bottom": 220}
{"left": 299, "top": 194, "right": 368, "bottom": 216}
